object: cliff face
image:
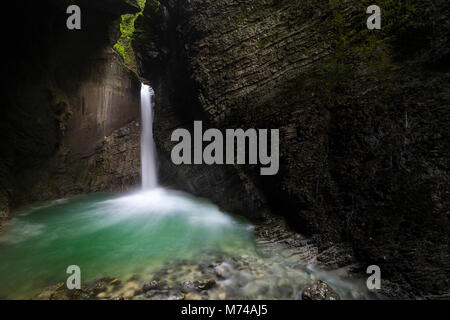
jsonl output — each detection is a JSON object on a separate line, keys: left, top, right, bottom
{"left": 131, "top": 1, "right": 270, "bottom": 220}
{"left": 0, "top": 1, "right": 142, "bottom": 227}
{"left": 134, "top": 0, "right": 449, "bottom": 297}
{"left": 1, "top": 0, "right": 448, "bottom": 298}
{"left": 15, "top": 49, "right": 142, "bottom": 204}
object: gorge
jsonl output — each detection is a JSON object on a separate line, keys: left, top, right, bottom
{"left": 0, "top": 0, "right": 448, "bottom": 300}
{"left": 0, "top": 80, "right": 371, "bottom": 300}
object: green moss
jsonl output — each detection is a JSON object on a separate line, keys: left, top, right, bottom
{"left": 146, "top": 0, "right": 161, "bottom": 11}
{"left": 113, "top": 43, "right": 125, "bottom": 59}
{"left": 250, "top": 0, "right": 432, "bottom": 115}
{"left": 113, "top": 1, "right": 150, "bottom": 73}
{"left": 137, "top": 0, "right": 147, "bottom": 9}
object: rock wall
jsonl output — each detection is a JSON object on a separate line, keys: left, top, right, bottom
{"left": 133, "top": 1, "right": 270, "bottom": 220}
{"left": 0, "top": 0, "right": 448, "bottom": 298}
{"left": 152, "top": 80, "right": 268, "bottom": 220}
{"left": 0, "top": 0, "right": 142, "bottom": 224}
{"left": 16, "top": 49, "right": 142, "bottom": 204}
{"left": 134, "top": 0, "right": 449, "bottom": 297}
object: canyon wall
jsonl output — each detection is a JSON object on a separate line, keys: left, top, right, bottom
{"left": 0, "top": 0, "right": 142, "bottom": 228}
{"left": 0, "top": 0, "right": 448, "bottom": 298}
{"left": 134, "top": 0, "right": 449, "bottom": 297}
{"left": 16, "top": 48, "right": 142, "bottom": 204}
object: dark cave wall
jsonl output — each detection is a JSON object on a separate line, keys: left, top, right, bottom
{"left": 134, "top": 0, "right": 449, "bottom": 297}
{"left": 0, "top": 0, "right": 142, "bottom": 227}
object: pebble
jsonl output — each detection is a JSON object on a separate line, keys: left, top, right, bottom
{"left": 97, "top": 292, "right": 109, "bottom": 299}
{"left": 185, "top": 292, "right": 203, "bottom": 300}
{"left": 110, "top": 279, "right": 121, "bottom": 286}
{"left": 218, "top": 292, "right": 226, "bottom": 300}
{"left": 143, "top": 280, "right": 159, "bottom": 292}
{"left": 123, "top": 290, "right": 135, "bottom": 299}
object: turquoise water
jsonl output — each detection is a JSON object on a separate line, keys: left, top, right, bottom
{"left": 0, "top": 188, "right": 256, "bottom": 299}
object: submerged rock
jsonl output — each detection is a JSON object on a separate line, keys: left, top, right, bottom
{"left": 214, "top": 262, "right": 233, "bottom": 279}
{"left": 34, "top": 282, "right": 66, "bottom": 300}
{"left": 142, "top": 280, "right": 160, "bottom": 292}
{"left": 35, "top": 282, "right": 95, "bottom": 300}
{"left": 181, "top": 278, "right": 215, "bottom": 293}
{"left": 184, "top": 292, "right": 204, "bottom": 300}
{"left": 110, "top": 278, "right": 121, "bottom": 287}
{"left": 92, "top": 277, "right": 113, "bottom": 294}
{"left": 193, "top": 279, "right": 216, "bottom": 291}
{"left": 168, "top": 292, "right": 184, "bottom": 300}
{"left": 123, "top": 290, "right": 136, "bottom": 300}
{"left": 144, "top": 289, "right": 183, "bottom": 300}
{"left": 181, "top": 281, "right": 196, "bottom": 293}
{"left": 300, "top": 281, "right": 340, "bottom": 300}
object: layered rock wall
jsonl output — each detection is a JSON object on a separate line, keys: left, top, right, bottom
{"left": 16, "top": 49, "right": 142, "bottom": 203}
{"left": 135, "top": 0, "right": 450, "bottom": 297}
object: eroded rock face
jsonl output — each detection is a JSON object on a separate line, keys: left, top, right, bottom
{"left": 20, "top": 120, "right": 141, "bottom": 203}
{"left": 15, "top": 48, "right": 142, "bottom": 202}
{"left": 0, "top": 0, "right": 141, "bottom": 224}
{"left": 301, "top": 281, "right": 340, "bottom": 300}
{"left": 134, "top": 0, "right": 450, "bottom": 297}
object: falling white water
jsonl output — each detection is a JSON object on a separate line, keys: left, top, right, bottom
{"left": 140, "top": 84, "right": 158, "bottom": 189}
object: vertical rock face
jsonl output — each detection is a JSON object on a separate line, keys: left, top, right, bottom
{"left": 0, "top": 1, "right": 142, "bottom": 221}
{"left": 133, "top": 1, "right": 270, "bottom": 220}
{"left": 135, "top": 0, "right": 449, "bottom": 296}
{"left": 17, "top": 49, "right": 142, "bottom": 203}
{"left": 65, "top": 48, "right": 140, "bottom": 156}
{"left": 152, "top": 80, "right": 269, "bottom": 220}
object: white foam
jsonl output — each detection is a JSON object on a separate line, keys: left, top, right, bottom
{"left": 95, "top": 188, "right": 233, "bottom": 227}
{"left": 0, "top": 219, "right": 45, "bottom": 244}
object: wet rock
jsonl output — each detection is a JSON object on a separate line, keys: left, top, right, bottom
{"left": 185, "top": 292, "right": 203, "bottom": 300}
{"left": 300, "top": 281, "right": 340, "bottom": 300}
{"left": 49, "top": 289, "right": 71, "bottom": 300}
{"left": 123, "top": 280, "right": 140, "bottom": 291}
{"left": 168, "top": 292, "right": 184, "bottom": 300}
{"left": 110, "top": 278, "right": 121, "bottom": 287}
{"left": 214, "top": 263, "right": 233, "bottom": 278}
{"left": 91, "top": 277, "right": 113, "bottom": 294}
{"left": 145, "top": 290, "right": 170, "bottom": 300}
{"left": 142, "top": 280, "right": 160, "bottom": 292}
{"left": 194, "top": 279, "right": 216, "bottom": 291}
{"left": 71, "top": 289, "right": 94, "bottom": 300}
{"left": 123, "top": 289, "right": 136, "bottom": 300}
{"left": 52, "top": 287, "right": 92, "bottom": 300}
{"left": 35, "top": 281, "right": 105, "bottom": 300}
{"left": 34, "top": 282, "right": 65, "bottom": 300}
{"left": 96, "top": 292, "right": 110, "bottom": 299}
{"left": 181, "top": 281, "right": 196, "bottom": 293}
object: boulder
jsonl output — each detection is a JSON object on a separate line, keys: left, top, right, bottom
{"left": 300, "top": 281, "right": 340, "bottom": 300}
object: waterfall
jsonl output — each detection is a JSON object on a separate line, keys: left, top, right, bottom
{"left": 140, "top": 84, "right": 158, "bottom": 189}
